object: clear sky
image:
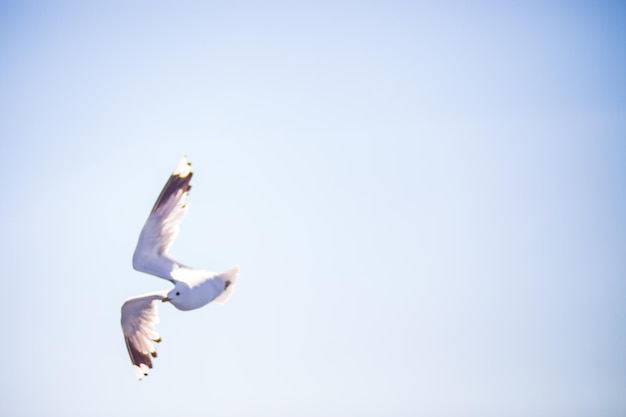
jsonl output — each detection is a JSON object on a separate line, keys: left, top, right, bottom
{"left": 1, "top": 1, "right": 625, "bottom": 416}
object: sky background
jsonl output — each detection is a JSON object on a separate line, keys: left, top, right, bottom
{"left": 1, "top": 1, "right": 625, "bottom": 416}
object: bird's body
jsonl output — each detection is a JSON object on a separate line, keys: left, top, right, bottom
{"left": 120, "top": 156, "right": 239, "bottom": 379}
{"left": 167, "top": 265, "right": 239, "bottom": 311}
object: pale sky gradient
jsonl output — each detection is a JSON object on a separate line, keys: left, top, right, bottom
{"left": 1, "top": 2, "right": 625, "bottom": 416}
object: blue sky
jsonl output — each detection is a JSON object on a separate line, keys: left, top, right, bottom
{"left": 1, "top": 1, "right": 625, "bottom": 416}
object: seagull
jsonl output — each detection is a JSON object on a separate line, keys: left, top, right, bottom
{"left": 121, "top": 156, "right": 239, "bottom": 380}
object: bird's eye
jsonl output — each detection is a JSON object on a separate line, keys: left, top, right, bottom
{"left": 176, "top": 291, "right": 180, "bottom": 296}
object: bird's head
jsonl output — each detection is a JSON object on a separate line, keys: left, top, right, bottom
{"left": 162, "top": 283, "right": 191, "bottom": 307}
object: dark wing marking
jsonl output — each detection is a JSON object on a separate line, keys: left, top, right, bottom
{"left": 132, "top": 157, "right": 193, "bottom": 280}
{"left": 151, "top": 169, "right": 192, "bottom": 214}
{"left": 121, "top": 292, "right": 167, "bottom": 379}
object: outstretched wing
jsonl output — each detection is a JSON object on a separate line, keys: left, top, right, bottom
{"left": 121, "top": 292, "right": 167, "bottom": 379}
{"left": 132, "top": 157, "right": 193, "bottom": 281}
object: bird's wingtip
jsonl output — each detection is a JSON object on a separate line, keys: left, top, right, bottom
{"left": 173, "top": 156, "right": 192, "bottom": 178}
{"left": 133, "top": 364, "right": 150, "bottom": 380}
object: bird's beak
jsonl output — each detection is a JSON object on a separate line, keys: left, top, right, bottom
{"left": 162, "top": 297, "right": 171, "bottom": 303}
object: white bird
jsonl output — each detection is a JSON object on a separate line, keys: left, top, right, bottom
{"left": 121, "top": 156, "right": 239, "bottom": 379}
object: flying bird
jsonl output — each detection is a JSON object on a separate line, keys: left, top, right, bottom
{"left": 121, "top": 156, "right": 239, "bottom": 379}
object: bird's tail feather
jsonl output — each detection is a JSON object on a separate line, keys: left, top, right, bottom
{"left": 214, "top": 265, "right": 240, "bottom": 304}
